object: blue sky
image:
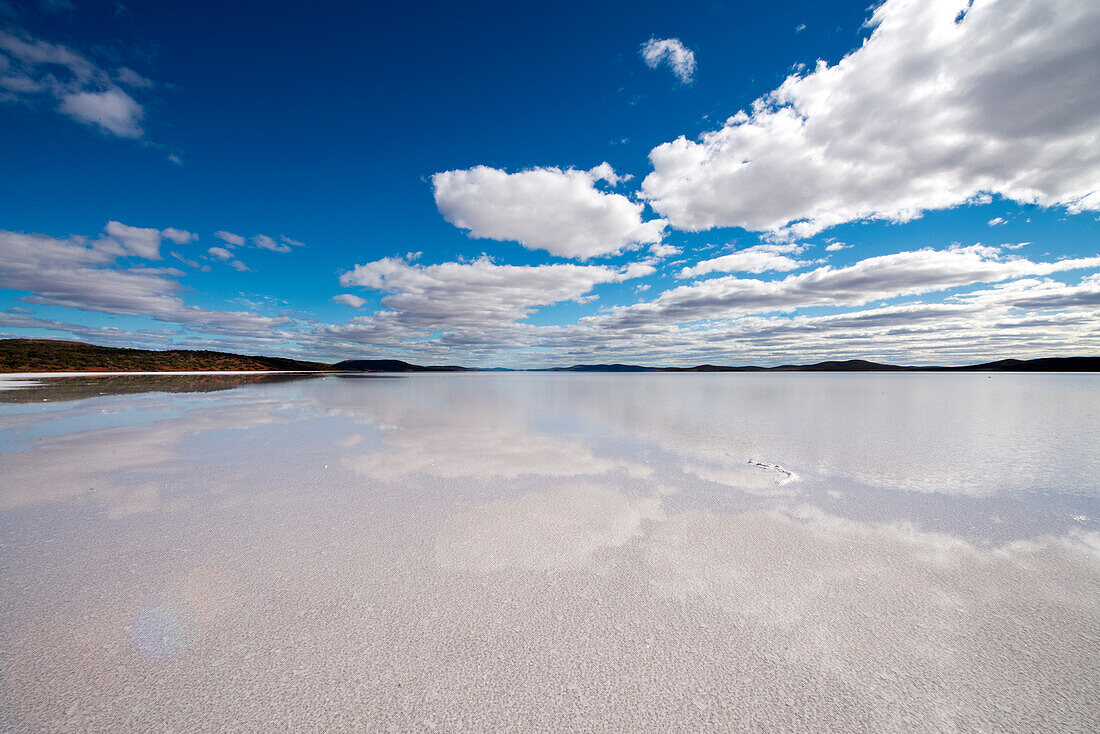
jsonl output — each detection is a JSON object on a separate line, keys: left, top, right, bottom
{"left": 1, "top": 0, "right": 1097, "bottom": 367}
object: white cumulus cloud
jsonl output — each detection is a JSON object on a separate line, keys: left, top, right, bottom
{"left": 641, "top": 0, "right": 1100, "bottom": 238}
{"left": 432, "top": 163, "right": 666, "bottom": 259}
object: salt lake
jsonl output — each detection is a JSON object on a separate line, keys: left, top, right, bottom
{"left": 0, "top": 372, "right": 1097, "bottom": 731}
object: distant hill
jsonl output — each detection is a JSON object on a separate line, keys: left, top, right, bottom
{"left": 532, "top": 357, "right": 1099, "bottom": 373}
{"left": 939, "top": 357, "right": 1100, "bottom": 372}
{"left": 332, "top": 359, "right": 469, "bottom": 372}
{"left": 3, "top": 338, "right": 1097, "bottom": 373}
{"left": 0, "top": 339, "right": 328, "bottom": 373}
{"left": 542, "top": 359, "right": 905, "bottom": 372}
{"left": 768, "top": 359, "right": 910, "bottom": 372}
{"left": 543, "top": 363, "right": 656, "bottom": 372}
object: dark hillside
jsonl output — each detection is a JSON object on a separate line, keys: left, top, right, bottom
{"left": 0, "top": 339, "right": 328, "bottom": 373}
{"left": 332, "top": 359, "right": 468, "bottom": 372}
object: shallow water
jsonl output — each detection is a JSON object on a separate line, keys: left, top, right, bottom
{"left": 0, "top": 372, "right": 1098, "bottom": 731}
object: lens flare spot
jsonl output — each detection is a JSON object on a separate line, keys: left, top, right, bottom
{"left": 130, "top": 607, "right": 184, "bottom": 659}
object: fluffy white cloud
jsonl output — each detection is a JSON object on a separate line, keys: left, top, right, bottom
{"left": 681, "top": 244, "right": 808, "bottom": 277}
{"left": 207, "top": 247, "right": 233, "bottom": 260}
{"left": 332, "top": 294, "right": 367, "bottom": 308}
{"left": 641, "top": 38, "right": 696, "bottom": 84}
{"left": 339, "top": 255, "right": 653, "bottom": 330}
{"left": 824, "top": 242, "right": 851, "bottom": 252}
{"left": 641, "top": 0, "right": 1100, "bottom": 238}
{"left": 0, "top": 30, "right": 150, "bottom": 139}
{"left": 433, "top": 163, "right": 666, "bottom": 259}
{"left": 593, "top": 245, "right": 1100, "bottom": 328}
{"left": 58, "top": 88, "right": 143, "bottom": 138}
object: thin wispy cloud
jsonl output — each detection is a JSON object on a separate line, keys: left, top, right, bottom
{"left": 0, "top": 29, "right": 151, "bottom": 139}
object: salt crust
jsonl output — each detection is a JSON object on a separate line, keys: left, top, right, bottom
{"left": 1, "top": 373, "right": 1097, "bottom": 731}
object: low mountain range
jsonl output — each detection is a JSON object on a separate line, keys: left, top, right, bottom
{"left": 2, "top": 338, "right": 1097, "bottom": 373}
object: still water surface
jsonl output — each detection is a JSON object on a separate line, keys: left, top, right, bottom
{"left": 0, "top": 372, "right": 1097, "bottom": 731}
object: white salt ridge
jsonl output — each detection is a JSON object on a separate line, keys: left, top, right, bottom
{"left": 0, "top": 377, "right": 43, "bottom": 391}
{"left": 747, "top": 459, "right": 801, "bottom": 484}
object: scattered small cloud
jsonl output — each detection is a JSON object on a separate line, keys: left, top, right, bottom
{"left": 253, "top": 234, "right": 292, "bottom": 253}
{"left": 332, "top": 294, "right": 367, "bottom": 308}
{"left": 169, "top": 251, "right": 200, "bottom": 268}
{"left": 641, "top": 37, "right": 696, "bottom": 84}
{"left": 215, "top": 231, "right": 246, "bottom": 247}
{"left": 161, "top": 228, "right": 197, "bottom": 245}
{"left": 648, "top": 242, "right": 682, "bottom": 259}
{"left": 58, "top": 88, "right": 144, "bottom": 138}
{"left": 101, "top": 221, "right": 180, "bottom": 260}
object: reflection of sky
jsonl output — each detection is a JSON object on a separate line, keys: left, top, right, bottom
{"left": 0, "top": 405, "right": 182, "bottom": 449}
{"left": 0, "top": 373, "right": 1097, "bottom": 731}
{"left": 0, "top": 371, "right": 1097, "bottom": 536}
